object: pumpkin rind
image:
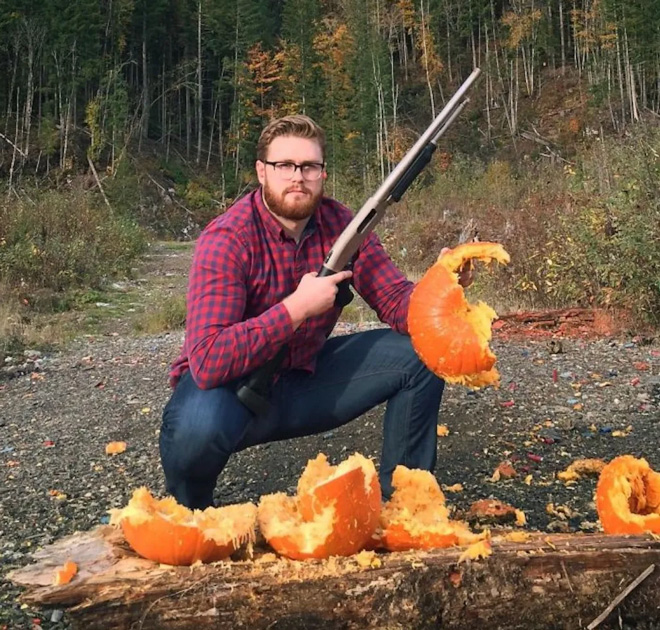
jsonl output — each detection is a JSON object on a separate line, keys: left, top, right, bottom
{"left": 380, "top": 466, "right": 483, "bottom": 551}
{"left": 110, "top": 487, "right": 257, "bottom": 565}
{"left": 258, "top": 453, "right": 381, "bottom": 560}
{"left": 408, "top": 241, "right": 510, "bottom": 388}
{"left": 596, "top": 455, "right": 660, "bottom": 534}
{"left": 52, "top": 560, "right": 78, "bottom": 586}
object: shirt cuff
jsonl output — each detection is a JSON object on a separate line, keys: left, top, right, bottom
{"left": 263, "top": 302, "right": 296, "bottom": 344}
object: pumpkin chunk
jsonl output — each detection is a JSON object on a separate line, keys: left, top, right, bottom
{"left": 596, "top": 455, "right": 660, "bottom": 534}
{"left": 379, "top": 466, "right": 485, "bottom": 551}
{"left": 258, "top": 453, "right": 381, "bottom": 560}
{"left": 52, "top": 560, "right": 78, "bottom": 585}
{"left": 110, "top": 487, "right": 257, "bottom": 565}
{"left": 408, "top": 241, "right": 510, "bottom": 388}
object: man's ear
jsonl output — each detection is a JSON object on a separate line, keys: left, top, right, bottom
{"left": 256, "top": 160, "right": 266, "bottom": 186}
{"left": 322, "top": 170, "right": 328, "bottom": 180}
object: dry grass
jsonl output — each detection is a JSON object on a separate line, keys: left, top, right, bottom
{"left": 134, "top": 295, "right": 187, "bottom": 334}
{"left": 0, "top": 286, "right": 78, "bottom": 356}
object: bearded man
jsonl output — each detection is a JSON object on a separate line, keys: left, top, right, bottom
{"left": 161, "top": 115, "right": 446, "bottom": 509}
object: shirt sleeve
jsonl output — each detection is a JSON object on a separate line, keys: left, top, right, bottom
{"left": 184, "top": 225, "right": 295, "bottom": 389}
{"left": 351, "top": 231, "right": 415, "bottom": 334}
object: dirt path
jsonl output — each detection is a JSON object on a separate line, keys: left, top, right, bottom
{"left": 1, "top": 242, "right": 660, "bottom": 629}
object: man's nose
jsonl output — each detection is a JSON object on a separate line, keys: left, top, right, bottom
{"left": 290, "top": 165, "right": 305, "bottom": 182}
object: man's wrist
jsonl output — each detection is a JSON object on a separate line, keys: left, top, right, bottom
{"left": 282, "top": 295, "right": 307, "bottom": 329}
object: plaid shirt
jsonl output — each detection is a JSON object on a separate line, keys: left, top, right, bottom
{"left": 170, "top": 187, "right": 414, "bottom": 389}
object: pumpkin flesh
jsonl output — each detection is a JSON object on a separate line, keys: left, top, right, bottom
{"left": 258, "top": 453, "right": 381, "bottom": 560}
{"left": 408, "top": 241, "right": 510, "bottom": 388}
{"left": 596, "top": 455, "right": 660, "bottom": 534}
{"left": 380, "top": 466, "right": 483, "bottom": 551}
{"left": 110, "top": 487, "right": 257, "bottom": 565}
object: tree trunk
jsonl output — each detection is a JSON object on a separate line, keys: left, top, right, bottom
{"left": 419, "top": 0, "right": 436, "bottom": 118}
{"left": 9, "top": 526, "right": 660, "bottom": 630}
{"left": 141, "top": 11, "right": 150, "bottom": 143}
{"left": 196, "top": 0, "right": 203, "bottom": 165}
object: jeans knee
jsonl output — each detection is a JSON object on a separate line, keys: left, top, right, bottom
{"left": 160, "top": 375, "right": 251, "bottom": 474}
{"left": 394, "top": 334, "right": 443, "bottom": 384}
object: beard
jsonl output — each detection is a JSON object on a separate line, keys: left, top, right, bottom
{"left": 262, "top": 180, "right": 323, "bottom": 221}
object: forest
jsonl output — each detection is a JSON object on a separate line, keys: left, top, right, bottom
{"left": 0, "top": 0, "right": 659, "bottom": 333}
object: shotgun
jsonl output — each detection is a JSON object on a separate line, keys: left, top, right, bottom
{"left": 236, "top": 67, "right": 482, "bottom": 416}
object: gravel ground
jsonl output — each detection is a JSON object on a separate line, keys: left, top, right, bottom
{"left": 1, "top": 248, "right": 660, "bottom": 629}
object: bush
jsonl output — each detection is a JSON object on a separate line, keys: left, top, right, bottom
{"left": 543, "top": 128, "right": 660, "bottom": 323}
{"left": 380, "top": 134, "right": 660, "bottom": 326}
{"left": 0, "top": 188, "right": 146, "bottom": 292}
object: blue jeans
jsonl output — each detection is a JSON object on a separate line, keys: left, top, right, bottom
{"left": 160, "top": 328, "right": 444, "bottom": 509}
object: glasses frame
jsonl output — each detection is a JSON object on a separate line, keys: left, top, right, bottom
{"left": 263, "top": 160, "right": 326, "bottom": 181}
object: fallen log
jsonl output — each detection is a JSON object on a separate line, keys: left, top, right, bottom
{"left": 8, "top": 526, "right": 660, "bottom": 630}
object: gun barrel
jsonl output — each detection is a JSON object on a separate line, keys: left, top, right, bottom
{"left": 322, "top": 67, "right": 481, "bottom": 273}
{"left": 376, "top": 67, "right": 481, "bottom": 202}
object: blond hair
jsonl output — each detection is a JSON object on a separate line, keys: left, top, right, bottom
{"left": 256, "top": 115, "right": 326, "bottom": 162}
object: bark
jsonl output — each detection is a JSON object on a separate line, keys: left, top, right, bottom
{"left": 141, "top": 12, "right": 149, "bottom": 143}
{"left": 196, "top": 0, "right": 203, "bottom": 165}
{"left": 9, "top": 527, "right": 660, "bottom": 630}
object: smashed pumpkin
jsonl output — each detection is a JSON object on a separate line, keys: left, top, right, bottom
{"left": 596, "top": 455, "right": 660, "bottom": 535}
{"left": 258, "top": 453, "right": 381, "bottom": 560}
{"left": 379, "top": 466, "right": 484, "bottom": 551}
{"left": 408, "top": 241, "right": 510, "bottom": 388}
{"left": 110, "top": 487, "right": 257, "bottom": 565}
{"left": 52, "top": 560, "right": 78, "bottom": 586}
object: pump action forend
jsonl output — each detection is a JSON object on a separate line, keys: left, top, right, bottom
{"left": 318, "top": 67, "right": 482, "bottom": 305}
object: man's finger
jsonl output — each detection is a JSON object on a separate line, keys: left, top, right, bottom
{"left": 330, "top": 270, "right": 353, "bottom": 284}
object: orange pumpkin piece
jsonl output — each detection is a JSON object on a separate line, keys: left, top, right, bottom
{"left": 408, "top": 241, "right": 510, "bottom": 388}
{"left": 105, "top": 441, "right": 127, "bottom": 455}
{"left": 52, "top": 560, "right": 78, "bottom": 585}
{"left": 110, "top": 487, "right": 257, "bottom": 565}
{"left": 258, "top": 453, "right": 381, "bottom": 560}
{"left": 596, "top": 455, "right": 660, "bottom": 534}
{"left": 380, "top": 466, "right": 484, "bottom": 552}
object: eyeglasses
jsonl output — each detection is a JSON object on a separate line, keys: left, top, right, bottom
{"left": 264, "top": 161, "right": 325, "bottom": 181}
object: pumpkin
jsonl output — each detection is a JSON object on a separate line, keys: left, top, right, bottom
{"left": 109, "top": 487, "right": 257, "bottom": 565}
{"left": 379, "top": 466, "right": 483, "bottom": 551}
{"left": 596, "top": 455, "right": 660, "bottom": 534}
{"left": 105, "top": 441, "right": 127, "bottom": 455}
{"left": 408, "top": 241, "right": 510, "bottom": 388}
{"left": 258, "top": 453, "right": 381, "bottom": 560}
{"left": 52, "top": 560, "right": 78, "bottom": 586}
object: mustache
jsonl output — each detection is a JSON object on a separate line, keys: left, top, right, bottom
{"left": 284, "top": 185, "right": 311, "bottom": 194}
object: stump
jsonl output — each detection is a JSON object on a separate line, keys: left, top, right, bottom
{"left": 8, "top": 526, "right": 660, "bottom": 629}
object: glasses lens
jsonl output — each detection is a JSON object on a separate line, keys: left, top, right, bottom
{"left": 302, "top": 164, "right": 323, "bottom": 180}
{"left": 275, "top": 163, "right": 296, "bottom": 179}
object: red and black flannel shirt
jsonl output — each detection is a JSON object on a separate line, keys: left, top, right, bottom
{"left": 170, "top": 187, "right": 414, "bottom": 390}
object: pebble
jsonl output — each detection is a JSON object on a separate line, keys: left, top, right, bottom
{"left": 50, "top": 610, "right": 64, "bottom": 623}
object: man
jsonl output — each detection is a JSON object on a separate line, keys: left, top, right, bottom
{"left": 161, "top": 114, "right": 449, "bottom": 510}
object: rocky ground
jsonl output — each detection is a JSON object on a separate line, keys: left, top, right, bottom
{"left": 1, "top": 244, "right": 659, "bottom": 629}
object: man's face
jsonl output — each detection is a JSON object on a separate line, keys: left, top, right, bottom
{"left": 256, "top": 135, "right": 325, "bottom": 221}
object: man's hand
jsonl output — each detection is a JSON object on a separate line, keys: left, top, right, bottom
{"left": 283, "top": 270, "right": 353, "bottom": 329}
{"left": 440, "top": 247, "right": 474, "bottom": 288}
